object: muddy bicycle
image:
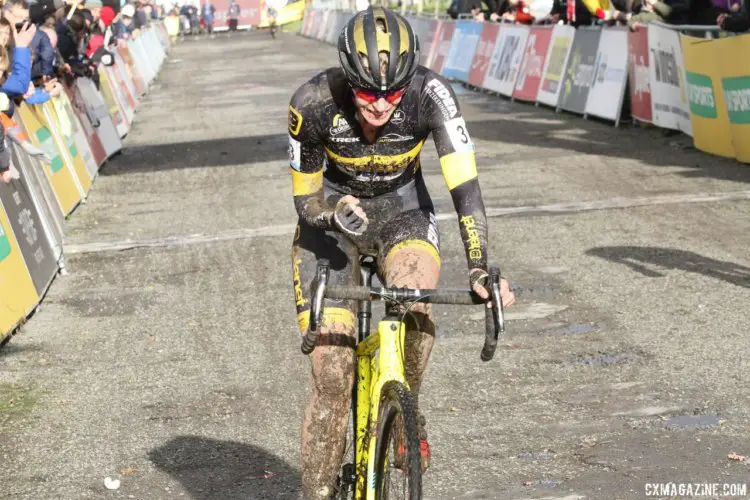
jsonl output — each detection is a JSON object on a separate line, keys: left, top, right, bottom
{"left": 301, "top": 257, "right": 506, "bottom": 499}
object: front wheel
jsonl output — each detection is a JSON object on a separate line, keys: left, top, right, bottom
{"left": 372, "top": 381, "right": 422, "bottom": 500}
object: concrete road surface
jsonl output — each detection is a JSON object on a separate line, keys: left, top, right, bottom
{"left": 1, "top": 30, "right": 749, "bottom": 500}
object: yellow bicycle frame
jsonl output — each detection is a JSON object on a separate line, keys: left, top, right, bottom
{"left": 354, "top": 317, "right": 409, "bottom": 500}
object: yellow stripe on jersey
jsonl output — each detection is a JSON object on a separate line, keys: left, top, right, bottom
{"left": 291, "top": 169, "right": 323, "bottom": 196}
{"left": 324, "top": 140, "right": 424, "bottom": 170}
{"left": 440, "top": 152, "right": 477, "bottom": 191}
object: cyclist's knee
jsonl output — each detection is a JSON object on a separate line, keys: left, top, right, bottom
{"left": 381, "top": 242, "right": 440, "bottom": 289}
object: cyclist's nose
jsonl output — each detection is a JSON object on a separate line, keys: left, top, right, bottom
{"left": 372, "top": 98, "right": 390, "bottom": 113}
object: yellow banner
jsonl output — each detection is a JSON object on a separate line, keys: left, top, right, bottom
{"left": 259, "top": 0, "right": 305, "bottom": 28}
{"left": 680, "top": 34, "right": 735, "bottom": 159}
{"left": 98, "top": 67, "right": 124, "bottom": 125}
{"left": 0, "top": 200, "right": 39, "bottom": 337}
{"left": 42, "top": 99, "right": 93, "bottom": 194}
{"left": 715, "top": 35, "right": 750, "bottom": 163}
{"left": 16, "top": 104, "right": 82, "bottom": 215}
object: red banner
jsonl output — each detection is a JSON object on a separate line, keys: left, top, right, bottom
{"left": 512, "top": 26, "right": 553, "bottom": 102}
{"left": 468, "top": 23, "right": 499, "bottom": 88}
{"left": 213, "top": 0, "right": 261, "bottom": 29}
{"left": 429, "top": 22, "right": 455, "bottom": 74}
{"left": 628, "top": 26, "right": 652, "bottom": 123}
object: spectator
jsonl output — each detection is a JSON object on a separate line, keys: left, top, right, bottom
{"left": 536, "top": 0, "right": 569, "bottom": 23}
{"left": 501, "top": 0, "right": 536, "bottom": 22}
{"left": 113, "top": 3, "right": 137, "bottom": 39}
{"left": 228, "top": 0, "right": 240, "bottom": 31}
{"left": 202, "top": 1, "right": 215, "bottom": 38}
{"left": 619, "top": 0, "right": 690, "bottom": 25}
{"left": 718, "top": 8, "right": 750, "bottom": 30}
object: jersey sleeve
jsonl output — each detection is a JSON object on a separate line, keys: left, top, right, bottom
{"left": 421, "top": 73, "right": 488, "bottom": 271}
{"left": 288, "top": 79, "right": 334, "bottom": 229}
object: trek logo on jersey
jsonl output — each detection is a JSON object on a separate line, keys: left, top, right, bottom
{"left": 426, "top": 78, "right": 458, "bottom": 120}
{"left": 289, "top": 134, "right": 301, "bottom": 171}
{"left": 330, "top": 113, "right": 351, "bottom": 135}
{"left": 288, "top": 105, "right": 303, "bottom": 136}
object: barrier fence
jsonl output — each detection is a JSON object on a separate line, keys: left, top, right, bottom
{"left": 299, "top": 10, "right": 750, "bottom": 162}
{"left": 0, "top": 24, "right": 171, "bottom": 344}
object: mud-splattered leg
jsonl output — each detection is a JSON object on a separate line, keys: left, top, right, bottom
{"left": 381, "top": 245, "right": 440, "bottom": 401}
{"left": 301, "top": 326, "right": 356, "bottom": 499}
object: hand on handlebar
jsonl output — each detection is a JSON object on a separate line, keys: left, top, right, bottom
{"left": 469, "top": 268, "right": 515, "bottom": 307}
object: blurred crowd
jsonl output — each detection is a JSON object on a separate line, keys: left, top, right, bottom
{"left": 450, "top": 0, "right": 749, "bottom": 30}
{"left": 165, "top": 0, "right": 241, "bottom": 38}
{"left": 0, "top": 0, "right": 159, "bottom": 182}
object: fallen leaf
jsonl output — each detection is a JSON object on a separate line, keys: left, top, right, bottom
{"left": 449, "top": 407, "right": 459, "bottom": 412}
{"left": 148, "top": 336, "right": 156, "bottom": 344}
{"left": 728, "top": 452, "right": 745, "bottom": 462}
{"left": 120, "top": 466, "right": 135, "bottom": 475}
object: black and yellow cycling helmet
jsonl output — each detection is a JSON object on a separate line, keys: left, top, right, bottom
{"left": 338, "top": 6, "right": 420, "bottom": 92}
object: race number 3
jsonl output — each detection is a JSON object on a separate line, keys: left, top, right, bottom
{"left": 445, "top": 117, "right": 474, "bottom": 153}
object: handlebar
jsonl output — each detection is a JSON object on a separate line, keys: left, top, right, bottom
{"left": 301, "top": 260, "right": 506, "bottom": 362}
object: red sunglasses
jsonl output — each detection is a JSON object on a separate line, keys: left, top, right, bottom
{"left": 353, "top": 87, "right": 406, "bottom": 104}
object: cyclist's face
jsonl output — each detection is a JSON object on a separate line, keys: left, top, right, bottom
{"left": 353, "top": 92, "right": 403, "bottom": 128}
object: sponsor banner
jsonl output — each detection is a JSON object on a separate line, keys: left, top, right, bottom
{"left": 113, "top": 53, "right": 140, "bottom": 109}
{"left": 584, "top": 28, "right": 628, "bottom": 122}
{"left": 628, "top": 26, "right": 652, "bottom": 123}
{"left": 111, "top": 62, "right": 138, "bottom": 124}
{"left": 315, "top": 10, "right": 330, "bottom": 41}
{"left": 0, "top": 200, "right": 39, "bottom": 339}
{"left": 714, "top": 35, "right": 750, "bottom": 163}
{"left": 513, "top": 26, "right": 553, "bottom": 102}
{"left": 468, "top": 22, "right": 500, "bottom": 88}
{"left": 75, "top": 77, "right": 122, "bottom": 161}
{"left": 65, "top": 82, "right": 107, "bottom": 169}
{"left": 558, "top": 27, "right": 601, "bottom": 115}
{"left": 98, "top": 66, "right": 129, "bottom": 138}
{"left": 0, "top": 156, "right": 58, "bottom": 296}
{"left": 325, "top": 11, "right": 343, "bottom": 45}
{"left": 40, "top": 101, "right": 93, "bottom": 196}
{"left": 442, "top": 21, "right": 484, "bottom": 83}
{"left": 648, "top": 23, "right": 692, "bottom": 136}
{"left": 536, "top": 24, "right": 575, "bottom": 107}
{"left": 52, "top": 93, "right": 99, "bottom": 181}
{"left": 422, "top": 20, "right": 441, "bottom": 68}
{"left": 429, "top": 21, "right": 455, "bottom": 74}
{"left": 213, "top": 0, "right": 261, "bottom": 29}
{"left": 306, "top": 10, "right": 317, "bottom": 37}
{"left": 105, "top": 65, "right": 134, "bottom": 127}
{"left": 117, "top": 45, "right": 147, "bottom": 97}
{"left": 484, "top": 25, "right": 529, "bottom": 96}
{"left": 681, "top": 35, "right": 734, "bottom": 159}
{"left": 406, "top": 17, "right": 430, "bottom": 60}
{"left": 9, "top": 135, "right": 65, "bottom": 255}
{"left": 16, "top": 104, "right": 83, "bottom": 215}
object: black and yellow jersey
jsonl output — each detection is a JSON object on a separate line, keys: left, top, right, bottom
{"left": 288, "top": 66, "right": 489, "bottom": 271}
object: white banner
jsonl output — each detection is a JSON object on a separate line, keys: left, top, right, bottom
{"left": 584, "top": 29, "right": 629, "bottom": 122}
{"left": 536, "top": 24, "right": 575, "bottom": 107}
{"left": 315, "top": 11, "right": 330, "bottom": 40}
{"left": 483, "top": 25, "right": 529, "bottom": 96}
{"left": 648, "top": 24, "right": 692, "bottom": 136}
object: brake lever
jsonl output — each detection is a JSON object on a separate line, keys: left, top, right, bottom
{"left": 481, "top": 266, "right": 505, "bottom": 362}
{"left": 301, "top": 259, "right": 329, "bottom": 355}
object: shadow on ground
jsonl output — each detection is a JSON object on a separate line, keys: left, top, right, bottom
{"left": 586, "top": 246, "right": 750, "bottom": 288}
{"left": 149, "top": 435, "right": 300, "bottom": 500}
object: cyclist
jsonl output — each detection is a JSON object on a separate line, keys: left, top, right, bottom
{"left": 288, "top": 6, "right": 515, "bottom": 499}
{"left": 267, "top": 5, "right": 277, "bottom": 38}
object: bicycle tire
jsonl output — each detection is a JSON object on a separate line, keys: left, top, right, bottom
{"left": 373, "top": 381, "right": 422, "bottom": 500}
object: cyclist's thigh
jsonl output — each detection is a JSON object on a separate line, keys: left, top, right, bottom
{"left": 292, "top": 221, "right": 359, "bottom": 348}
{"left": 378, "top": 208, "right": 441, "bottom": 291}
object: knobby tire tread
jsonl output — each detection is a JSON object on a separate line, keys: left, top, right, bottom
{"left": 373, "top": 381, "right": 422, "bottom": 500}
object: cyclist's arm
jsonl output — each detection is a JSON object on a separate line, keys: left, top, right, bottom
{"left": 423, "top": 75, "right": 488, "bottom": 272}
{"left": 288, "top": 87, "right": 334, "bottom": 229}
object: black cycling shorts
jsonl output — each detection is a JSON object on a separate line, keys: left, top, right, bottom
{"left": 291, "top": 174, "right": 440, "bottom": 336}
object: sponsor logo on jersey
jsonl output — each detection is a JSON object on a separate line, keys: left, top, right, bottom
{"left": 330, "top": 113, "right": 352, "bottom": 135}
{"left": 391, "top": 109, "right": 405, "bottom": 124}
{"left": 378, "top": 133, "right": 414, "bottom": 143}
{"left": 288, "top": 105, "right": 303, "bottom": 136}
{"left": 426, "top": 78, "right": 458, "bottom": 120}
{"left": 460, "top": 215, "right": 482, "bottom": 261}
